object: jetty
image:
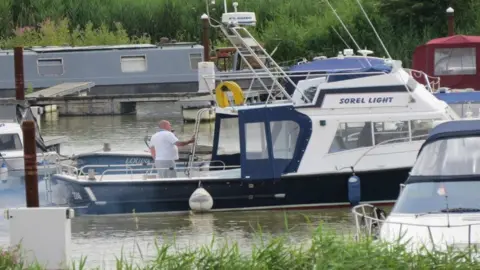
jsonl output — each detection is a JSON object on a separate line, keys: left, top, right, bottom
{"left": 25, "top": 82, "right": 94, "bottom": 98}
{"left": 27, "top": 92, "right": 210, "bottom": 116}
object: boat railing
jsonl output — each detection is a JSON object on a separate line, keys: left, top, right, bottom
{"left": 352, "top": 204, "right": 480, "bottom": 250}
{"left": 202, "top": 69, "right": 390, "bottom": 105}
{"left": 404, "top": 68, "right": 441, "bottom": 92}
{"left": 96, "top": 164, "right": 240, "bottom": 181}
{"left": 56, "top": 159, "right": 227, "bottom": 178}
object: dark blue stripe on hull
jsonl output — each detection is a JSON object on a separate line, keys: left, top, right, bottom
{"left": 50, "top": 167, "right": 408, "bottom": 215}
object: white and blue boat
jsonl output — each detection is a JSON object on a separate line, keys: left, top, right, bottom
{"left": 45, "top": 2, "right": 460, "bottom": 216}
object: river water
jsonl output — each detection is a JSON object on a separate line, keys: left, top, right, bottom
{"left": 0, "top": 102, "right": 357, "bottom": 269}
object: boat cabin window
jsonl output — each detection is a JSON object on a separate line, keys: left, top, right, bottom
{"left": 37, "top": 58, "right": 64, "bottom": 76}
{"left": 329, "top": 119, "right": 437, "bottom": 153}
{"left": 373, "top": 121, "right": 409, "bottom": 145}
{"left": 189, "top": 53, "right": 203, "bottom": 70}
{"left": 391, "top": 181, "right": 480, "bottom": 214}
{"left": 216, "top": 117, "right": 240, "bottom": 155}
{"left": 434, "top": 48, "right": 476, "bottom": 76}
{"left": 245, "top": 122, "right": 269, "bottom": 160}
{"left": 0, "top": 134, "right": 22, "bottom": 151}
{"left": 411, "top": 136, "right": 480, "bottom": 176}
{"left": 449, "top": 103, "right": 480, "bottom": 118}
{"left": 329, "top": 122, "right": 373, "bottom": 153}
{"left": 411, "top": 119, "right": 435, "bottom": 141}
{"left": 120, "top": 55, "right": 147, "bottom": 73}
{"left": 270, "top": 121, "right": 300, "bottom": 159}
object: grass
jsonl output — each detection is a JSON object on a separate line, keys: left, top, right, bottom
{"left": 2, "top": 0, "right": 480, "bottom": 66}
{"left": 2, "top": 221, "right": 480, "bottom": 270}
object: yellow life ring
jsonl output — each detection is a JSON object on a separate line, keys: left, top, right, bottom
{"left": 215, "top": 81, "right": 245, "bottom": 108}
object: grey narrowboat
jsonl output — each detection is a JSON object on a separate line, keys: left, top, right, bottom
{"left": 0, "top": 43, "right": 204, "bottom": 97}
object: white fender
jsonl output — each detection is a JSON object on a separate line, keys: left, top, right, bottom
{"left": 189, "top": 187, "right": 213, "bottom": 212}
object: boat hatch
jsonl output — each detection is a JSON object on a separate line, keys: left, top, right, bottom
{"left": 0, "top": 133, "right": 22, "bottom": 151}
{"left": 211, "top": 105, "right": 311, "bottom": 180}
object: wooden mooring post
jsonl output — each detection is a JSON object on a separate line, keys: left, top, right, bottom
{"left": 22, "top": 120, "right": 40, "bottom": 207}
{"left": 14, "top": 46, "right": 25, "bottom": 101}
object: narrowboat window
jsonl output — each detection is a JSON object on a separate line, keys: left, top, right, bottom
{"left": 189, "top": 53, "right": 203, "bottom": 70}
{"left": 0, "top": 134, "right": 22, "bottom": 151}
{"left": 120, "top": 55, "right": 147, "bottom": 73}
{"left": 434, "top": 48, "right": 476, "bottom": 76}
{"left": 411, "top": 119, "right": 435, "bottom": 141}
{"left": 270, "top": 121, "right": 300, "bottom": 159}
{"left": 217, "top": 117, "right": 240, "bottom": 155}
{"left": 328, "top": 122, "right": 373, "bottom": 153}
{"left": 37, "top": 58, "right": 63, "bottom": 76}
{"left": 373, "top": 121, "right": 409, "bottom": 145}
{"left": 411, "top": 136, "right": 480, "bottom": 176}
{"left": 245, "top": 122, "right": 269, "bottom": 160}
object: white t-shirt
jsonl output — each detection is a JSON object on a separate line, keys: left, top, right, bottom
{"left": 149, "top": 130, "right": 179, "bottom": 161}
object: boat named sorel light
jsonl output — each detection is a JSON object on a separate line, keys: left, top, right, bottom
{"left": 46, "top": 2, "right": 460, "bottom": 215}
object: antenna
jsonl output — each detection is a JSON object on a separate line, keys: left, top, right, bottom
{"left": 354, "top": 0, "right": 392, "bottom": 59}
{"left": 437, "top": 183, "right": 451, "bottom": 227}
{"left": 324, "top": 0, "right": 362, "bottom": 52}
{"left": 331, "top": 26, "right": 350, "bottom": 49}
{"left": 325, "top": 0, "right": 372, "bottom": 67}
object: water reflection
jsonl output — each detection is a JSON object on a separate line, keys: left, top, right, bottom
{"left": 66, "top": 209, "right": 354, "bottom": 268}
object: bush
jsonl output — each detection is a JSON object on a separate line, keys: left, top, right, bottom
{"left": 2, "top": 0, "right": 480, "bottom": 66}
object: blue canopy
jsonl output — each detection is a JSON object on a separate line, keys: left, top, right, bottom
{"left": 419, "top": 120, "right": 480, "bottom": 155}
{"left": 288, "top": 57, "right": 388, "bottom": 73}
{"left": 285, "top": 57, "right": 392, "bottom": 96}
{"left": 434, "top": 92, "right": 480, "bottom": 104}
{"left": 326, "top": 64, "right": 392, "bottom": 83}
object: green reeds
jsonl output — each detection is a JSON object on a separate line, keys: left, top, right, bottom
{"left": 2, "top": 221, "right": 480, "bottom": 270}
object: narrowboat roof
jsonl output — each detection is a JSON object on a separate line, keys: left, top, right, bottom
{"left": 0, "top": 43, "right": 202, "bottom": 54}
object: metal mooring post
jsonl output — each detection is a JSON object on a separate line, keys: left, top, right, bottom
{"left": 22, "top": 120, "right": 39, "bottom": 207}
{"left": 14, "top": 46, "right": 25, "bottom": 101}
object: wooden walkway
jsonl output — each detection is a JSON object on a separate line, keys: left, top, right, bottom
{"left": 26, "top": 82, "right": 95, "bottom": 98}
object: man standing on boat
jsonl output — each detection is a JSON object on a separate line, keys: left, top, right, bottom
{"left": 149, "top": 120, "right": 195, "bottom": 178}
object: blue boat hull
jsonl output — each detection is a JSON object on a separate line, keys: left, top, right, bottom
{"left": 47, "top": 167, "right": 408, "bottom": 215}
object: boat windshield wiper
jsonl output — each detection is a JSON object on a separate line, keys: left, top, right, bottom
{"left": 415, "top": 208, "right": 480, "bottom": 217}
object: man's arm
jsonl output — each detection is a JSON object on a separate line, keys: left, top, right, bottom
{"left": 172, "top": 133, "right": 195, "bottom": 147}
{"left": 174, "top": 137, "right": 195, "bottom": 147}
{"left": 148, "top": 134, "right": 156, "bottom": 159}
{"left": 149, "top": 147, "right": 156, "bottom": 159}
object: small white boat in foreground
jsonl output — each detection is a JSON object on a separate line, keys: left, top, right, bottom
{"left": 353, "top": 119, "right": 480, "bottom": 252}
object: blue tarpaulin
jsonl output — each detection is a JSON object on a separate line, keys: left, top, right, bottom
{"left": 285, "top": 57, "right": 392, "bottom": 96}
